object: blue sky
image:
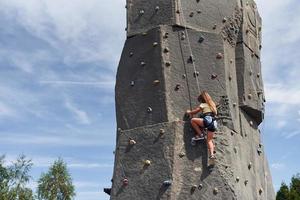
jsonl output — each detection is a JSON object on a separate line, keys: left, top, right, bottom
{"left": 0, "top": 0, "right": 299, "bottom": 199}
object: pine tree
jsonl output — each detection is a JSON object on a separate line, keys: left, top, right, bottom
{"left": 276, "top": 182, "right": 290, "bottom": 200}
{"left": 37, "top": 159, "right": 75, "bottom": 200}
{"left": 290, "top": 174, "right": 300, "bottom": 200}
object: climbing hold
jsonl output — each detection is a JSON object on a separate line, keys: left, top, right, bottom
{"left": 229, "top": 76, "right": 232, "bottom": 81}
{"left": 230, "top": 59, "right": 233, "bottom": 63}
{"left": 259, "top": 188, "right": 263, "bottom": 195}
{"left": 117, "top": 128, "right": 122, "bottom": 132}
{"left": 125, "top": 5, "right": 127, "bottom": 9}
{"left": 246, "top": 29, "right": 250, "bottom": 34}
{"left": 176, "top": 10, "right": 180, "bottom": 14}
{"left": 165, "top": 61, "right": 171, "bottom": 67}
{"left": 198, "top": 36, "right": 205, "bottom": 43}
{"left": 129, "top": 139, "right": 136, "bottom": 145}
{"left": 163, "top": 32, "right": 169, "bottom": 38}
{"left": 198, "top": 184, "right": 203, "bottom": 190}
{"left": 164, "top": 47, "right": 170, "bottom": 53}
{"left": 247, "top": 94, "right": 252, "bottom": 99}
{"left": 129, "top": 52, "right": 134, "bottom": 57}
{"left": 153, "top": 80, "right": 160, "bottom": 85}
{"left": 233, "top": 146, "right": 237, "bottom": 153}
{"left": 259, "top": 143, "right": 263, "bottom": 148}
{"left": 189, "top": 12, "right": 194, "bottom": 17}
{"left": 236, "top": 177, "right": 240, "bottom": 182}
{"left": 141, "top": 61, "right": 146, "bottom": 66}
{"left": 193, "top": 71, "right": 199, "bottom": 77}
{"left": 142, "top": 32, "right": 147, "bottom": 36}
{"left": 130, "top": 81, "right": 135, "bottom": 86}
{"left": 125, "top": 27, "right": 128, "bottom": 31}
{"left": 179, "top": 152, "right": 185, "bottom": 158}
{"left": 231, "top": 131, "right": 235, "bottom": 136}
{"left": 122, "top": 178, "right": 129, "bottom": 186}
{"left": 249, "top": 70, "right": 253, "bottom": 75}
{"left": 191, "top": 185, "right": 197, "bottom": 191}
{"left": 188, "top": 55, "right": 195, "bottom": 63}
{"left": 159, "top": 129, "right": 165, "bottom": 135}
{"left": 197, "top": 10, "right": 201, "bottom": 14}
{"left": 233, "top": 103, "right": 237, "bottom": 107}
{"left": 139, "top": 10, "right": 145, "bottom": 15}
{"left": 211, "top": 74, "right": 218, "bottom": 79}
{"left": 216, "top": 53, "right": 223, "bottom": 59}
{"left": 249, "top": 121, "right": 253, "bottom": 126}
{"left": 248, "top": 162, "right": 252, "bottom": 169}
{"left": 213, "top": 24, "right": 217, "bottom": 29}
{"left": 153, "top": 42, "right": 158, "bottom": 47}
{"left": 259, "top": 44, "right": 262, "bottom": 50}
{"left": 144, "top": 160, "right": 151, "bottom": 166}
{"left": 155, "top": 6, "right": 160, "bottom": 11}
{"left": 244, "top": 180, "right": 249, "bottom": 185}
{"left": 213, "top": 187, "right": 219, "bottom": 195}
{"left": 163, "top": 180, "right": 172, "bottom": 186}
{"left": 251, "top": 52, "right": 255, "bottom": 57}
{"left": 181, "top": 35, "right": 186, "bottom": 40}
{"left": 257, "top": 148, "right": 263, "bottom": 155}
{"left": 257, "top": 73, "right": 260, "bottom": 78}
{"left": 222, "top": 17, "right": 227, "bottom": 23}
{"left": 182, "top": 74, "right": 186, "bottom": 79}
{"left": 147, "top": 107, "right": 152, "bottom": 113}
{"left": 175, "top": 84, "right": 180, "bottom": 91}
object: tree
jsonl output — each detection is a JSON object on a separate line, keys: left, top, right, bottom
{"left": 37, "top": 159, "right": 75, "bottom": 200}
{"left": 290, "top": 174, "right": 300, "bottom": 200}
{"left": 276, "top": 182, "right": 290, "bottom": 200}
{"left": 0, "top": 155, "right": 34, "bottom": 200}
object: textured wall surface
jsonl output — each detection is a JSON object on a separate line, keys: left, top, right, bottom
{"left": 111, "top": 0, "right": 275, "bottom": 199}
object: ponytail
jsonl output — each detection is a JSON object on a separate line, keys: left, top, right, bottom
{"left": 201, "top": 91, "right": 217, "bottom": 115}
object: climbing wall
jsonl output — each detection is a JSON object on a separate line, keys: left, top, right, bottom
{"left": 110, "top": 0, "right": 275, "bottom": 199}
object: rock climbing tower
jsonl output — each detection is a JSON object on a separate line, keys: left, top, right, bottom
{"left": 110, "top": 0, "right": 275, "bottom": 199}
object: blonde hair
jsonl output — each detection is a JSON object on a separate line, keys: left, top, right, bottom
{"left": 199, "top": 91, "right": 217, "bottom": 115}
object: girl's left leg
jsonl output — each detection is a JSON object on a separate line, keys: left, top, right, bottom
{"left": 206, "top": 131, "right": 215, "bottom": 157}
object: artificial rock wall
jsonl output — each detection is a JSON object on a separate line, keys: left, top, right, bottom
{"left": 110, "top": 0, "right": 275, "bottom": 199}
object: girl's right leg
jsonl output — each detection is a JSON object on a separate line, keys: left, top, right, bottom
{"left": 191, "top": 118, "right": 204, "bottom": 137}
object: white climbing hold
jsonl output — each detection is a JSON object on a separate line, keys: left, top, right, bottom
{"left": 144, "top": 160, "right": 151, "bottom": 166}
{"left": 129, "top": 139, "right": 136, "bottom": 145}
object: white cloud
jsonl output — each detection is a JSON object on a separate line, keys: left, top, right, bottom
{"left": 265, "top": 84, "right": 300, "bottom": 105}
{"left": 65, "top": 99, "right": 91, "bottom": 125}
{"left": 285, "top": 130, "right": 300, "bottom": 139}
{"left": 0, "top": 101, "right": 16, "bottom": 118}
{"left": 271, "top": 162, "right": 286, "bottom": 170}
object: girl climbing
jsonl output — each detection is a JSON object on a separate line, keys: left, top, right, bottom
{"left": 186, "top": 91, "right": 218, "bottom": 160}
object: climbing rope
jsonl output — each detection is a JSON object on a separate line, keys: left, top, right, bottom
{"left": 178, "top": 0, "right": 201, "bottom": 94}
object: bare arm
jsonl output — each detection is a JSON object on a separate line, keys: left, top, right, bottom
{"left": 186, "top": 107, "right": 201, "bottom": 118}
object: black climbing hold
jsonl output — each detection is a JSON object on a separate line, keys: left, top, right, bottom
{"left": 189, "top": 12, "right": 194, "bottom": 17}
{"left": 198, "top": 184, "right": 203, "bottom": 190}
{"left": 236, "top": 177, "right": 240, "bottom": 182}
{"left": 165, "top": 61, "right": 171, "bottom": 67}
{"left": 159, "top": 129, "right": 165, "bottom": 135}
{"left": 216, "top": 53, "right": 223, "bottom": 59}
{"left": 248, "top": 162, "right": 252, "bottom": 169}
{"left": 175, "top": 84, "right": 180, "bottom": 91}
{"left": 164, "top": 32, "right": 169, "bottom": 38}
{"left": 163, "top": 180, "right": 172, "bottom": 186}
{"left": 147, "top": 107, "right": 152, "bottom": 113}
{"left": 164, "top": 47, "right": 170, "bottom": 53}
{"left": 213, "top": 24, "right": 217, "bottom": 29}
{"left": 211, "top": 74, "right": 218, "bottom": 79}
{"left": 197, "top": 10, "right": 201, "bottom": 14}
{"left": 103, "top": 188, "right": 111, "bottom": 195}
{"left": 188, "top": 55, "right": 195, "bottom": 63}
{"left": 182, "top": 74, "right": 186, "bottom": 79}
{"left": 176, "top": 10, "right": 180, "bottom": 14}
{"left": 193, "top": 71, "right": 199, "bottom": 77}
{"left": 244, "top": 180, "right": 249, "bottom": 185}
{"left": 198, "top": 36, "right": 205, "bottom": 43}
{"left": 259, "top": 188, "right": 263, "bottom": 195}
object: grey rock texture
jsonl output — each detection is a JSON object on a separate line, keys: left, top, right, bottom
{"left": 111, "top": 0, "right": 275, "bottom": 199}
